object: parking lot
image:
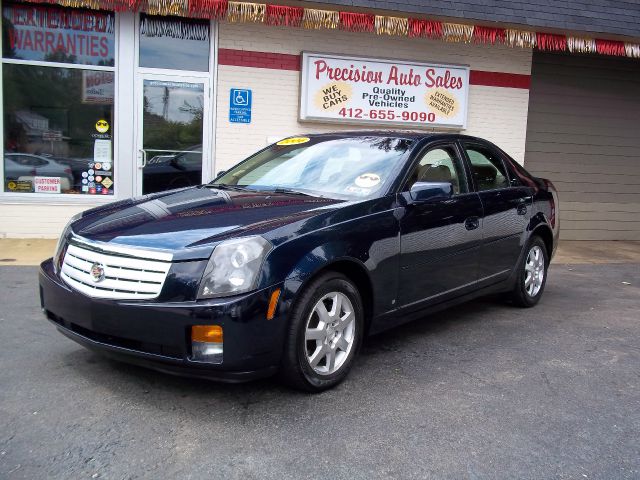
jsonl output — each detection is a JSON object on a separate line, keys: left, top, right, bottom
{"left": 1, "top": 258, "right": 639, "bottom": 479}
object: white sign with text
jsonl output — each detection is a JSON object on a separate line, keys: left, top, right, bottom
{"left": 34, "top": 176, "right": 61, "bottom": 194}
{"left": 300, "top": 53, "right": 470, "bottom": 129}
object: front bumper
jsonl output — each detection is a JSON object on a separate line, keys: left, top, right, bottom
{"left": 39, "top": 259, "right": 284, "bottom": 382}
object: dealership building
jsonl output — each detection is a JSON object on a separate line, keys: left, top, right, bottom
{"left": 1, "top": 0, "right": 639, "bottom": 240}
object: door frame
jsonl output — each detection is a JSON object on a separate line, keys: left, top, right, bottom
{"left": 132, "top": 13, "right": 217, "bottom": 196}
{"left": 397, "top": 140, "right": 483, "bottom": 309}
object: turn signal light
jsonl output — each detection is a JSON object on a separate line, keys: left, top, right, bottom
{"left": 191, "top": 325, "right": 223, "bottom": 364}
{"left": 267, "top": 288, "right": 281, "bottom": 320}
{"left": 192, "top": 325, "right": 223, "bottom": 343}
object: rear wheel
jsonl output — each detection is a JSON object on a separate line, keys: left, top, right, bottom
{"left": 280, "top": 272, "right": 364, "bottom": 392}
{"left": 510, "top": 236, "right": 549, "bottom": 308}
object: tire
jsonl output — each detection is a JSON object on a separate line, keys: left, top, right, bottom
{"left": 279, "top": 272, "right": 364, "bottom": 392}
{"left": 510, "top": 236, "right": 549, "bottom": 308}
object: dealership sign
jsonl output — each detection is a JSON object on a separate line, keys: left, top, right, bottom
{"left": 300, "top": 53, "right": 469, "bottom": 129}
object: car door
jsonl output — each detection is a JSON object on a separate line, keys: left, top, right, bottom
{"left": 461, "top": 141, "right": 533, "bottom": 283}
{"left": 398, "top": 142, "right": 483, "bottom": 309}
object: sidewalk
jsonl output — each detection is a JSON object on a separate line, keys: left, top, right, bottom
{"left": 1, "top": 238, "right": 639, "bottom": 266}
{"left": 553, "top": 240, "right": 640, "bottom": 264}
{"left": 0, "top": 239, "right": 57, "bottom": 266}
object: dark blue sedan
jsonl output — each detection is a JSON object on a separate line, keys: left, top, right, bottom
{"left": 39, "top": 132, "right": 559, "bottom": 391}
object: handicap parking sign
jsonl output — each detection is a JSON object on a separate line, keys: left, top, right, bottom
{"left": 229, "top": 88, "right": 252, "bottom": 123}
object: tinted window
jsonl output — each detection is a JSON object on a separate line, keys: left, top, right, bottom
{"left": 465, "top": 145, "right": 509, "bottom": 191}
{"left": 139, "top": 14, "right": 209, "bottom": 71}
{"left": 404, "top": 145, "right": 467, "bottom": 194}
{"left": 503, "top": 153, "right": 537, "bottom": 188}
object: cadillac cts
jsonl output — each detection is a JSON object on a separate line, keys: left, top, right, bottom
{"left": 39, "top": 133, "right": 559, "bottom": 391}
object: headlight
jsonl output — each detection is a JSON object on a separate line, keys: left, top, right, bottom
{"left": 53, "top": 212, "right": 82, "bottom": 272}
{"left": 197, "top": 236, "right": 271, "bottom": 298}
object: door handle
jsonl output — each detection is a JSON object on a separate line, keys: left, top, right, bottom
{"left": 138, "top": 149, "right": 147, "bottom": 168}
{"left": 516, "top": 202, "right": 527, "bottom": 215}
{"left": 464, "top": 216, "right": 480, "bottom": 231}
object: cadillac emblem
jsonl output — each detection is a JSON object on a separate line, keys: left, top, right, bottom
{"left": 90, "top": 262, "right": 105, "bottom": 282}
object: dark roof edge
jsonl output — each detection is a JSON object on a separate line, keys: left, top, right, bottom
{"left": 298, "top": 0, "right": 640, "bottom": 41}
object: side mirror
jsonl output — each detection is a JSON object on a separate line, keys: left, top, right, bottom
{"left": 409, "top": 181, "right": 453, "bottom": 203}
{"left": 213, "top": 170, "right": 226, "bottom": 180}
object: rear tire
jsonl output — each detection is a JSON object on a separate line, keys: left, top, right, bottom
{"left": 510, "top": 236, "right": 549, "bottom": 308}
{"left": 279, "top": 272, "right": 364, "bottom": 392}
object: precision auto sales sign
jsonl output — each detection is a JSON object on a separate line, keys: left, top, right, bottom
{"left": 300, "top": 52, "right": 470, "bottom": 129}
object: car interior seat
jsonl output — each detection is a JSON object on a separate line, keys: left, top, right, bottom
{"left": 472, "top": 165, "right": 498, "bottom": 190}
{"left": 419, "top": 164, "right": 459, "bottom": 193}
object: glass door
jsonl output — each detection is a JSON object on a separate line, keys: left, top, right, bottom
{"left": 136, "top": 75, "right": 210, "bottom": 195}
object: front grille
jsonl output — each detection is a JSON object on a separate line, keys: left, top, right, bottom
{"left": 60, "top": 241, "right": 172, "bottom": 300}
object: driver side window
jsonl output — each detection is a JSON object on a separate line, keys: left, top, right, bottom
{"left": 404, "top": 145, "right": 468, "bottom": 194}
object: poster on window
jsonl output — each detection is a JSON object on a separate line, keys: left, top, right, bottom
{"left": 82, "top": 71, "right": 114, "bottom": 104}
{"left": 300, "top": 53, "right": 470, "bottom": 129}
{"left": 2, "top": 3, "right": 115, "bottom": 66}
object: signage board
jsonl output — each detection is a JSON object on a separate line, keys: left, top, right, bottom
{"left": 82, "top": 71, "right": 115, "bottom": 105}
{"left": 229, "top": 88, "right": 252, "bottom": 123}
{"left": 2, "top": 3, "right": 115, "bottom": 66}
{"left": 300, "top": 52, "right": 470, "bottom": 129}
{"left": 34, "top": 176, "right": 61, "bottom": 194}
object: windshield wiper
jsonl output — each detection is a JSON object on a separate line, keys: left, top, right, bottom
{"left": 269, "top": 187, "right": 315, "bottom": 197}
{"left": 207, "top": 184, "right": 252, "bottom": 192}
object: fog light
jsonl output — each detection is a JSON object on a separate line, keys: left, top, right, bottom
{"left": 191, "top": 325, "right": 223, "bottom": 364}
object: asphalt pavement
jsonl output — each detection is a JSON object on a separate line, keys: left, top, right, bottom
{"left": 1, "top": 262, "right": 639, "bottom": 479}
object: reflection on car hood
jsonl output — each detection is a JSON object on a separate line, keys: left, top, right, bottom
{"left": 71, "top": 187, "right": 342, "bottom": 259}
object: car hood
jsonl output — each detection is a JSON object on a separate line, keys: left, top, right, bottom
{"left": 71, "top": 187, "right": 342, "bottom": 260}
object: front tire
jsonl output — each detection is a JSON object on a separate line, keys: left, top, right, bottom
{"left": 280, "top": 272, "right": 364, "bottom": 392}
{"left": 510, "top": 236, "right": 549, "bottom": 308}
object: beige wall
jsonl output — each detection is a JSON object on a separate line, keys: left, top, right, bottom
{"left": 215, "top": 22, "right": 532, "bottom": 172}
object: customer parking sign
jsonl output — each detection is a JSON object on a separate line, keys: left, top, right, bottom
{"left": 229, "top": 88, "right": 252, "bottom": 123}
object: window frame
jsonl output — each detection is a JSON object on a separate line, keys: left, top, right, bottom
{"left": 0, "top": 2, "right": 119, "bottom": 202}
{"left": 399, "top": 140, "right": 471, "bottom": 196}
{"left": 460, "top": 140, "right": 515, "bottom": 193}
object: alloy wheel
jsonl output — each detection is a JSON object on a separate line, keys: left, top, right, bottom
{"left": 524, "top": 245, "right": 545, "bottom": 297}
{"left": 304, "top": 292, "right": 356, "bottom": 375}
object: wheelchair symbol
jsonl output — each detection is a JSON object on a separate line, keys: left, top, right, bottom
{"left": 232, "top": 89, "right": 249, "bottom": 106}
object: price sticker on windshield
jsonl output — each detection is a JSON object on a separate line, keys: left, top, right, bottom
{"left": 277, "top": 137, "right": 310, "bottom": 146}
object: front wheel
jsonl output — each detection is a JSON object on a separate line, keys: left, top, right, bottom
{"left": 280, "top": 272, "right": 364, "bottom": 392}
{"left": 510, "top": 236, "right": 549, "bottom": 308}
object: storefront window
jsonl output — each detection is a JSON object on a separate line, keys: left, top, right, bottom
{"left": 2, "top": 3, "right": 115, "bottom": 195}
{"left": 139, "top": 14, "right": 209, "bottom": 71}
{"left": 2, "top": 3, "right": 115, "bottom": 66}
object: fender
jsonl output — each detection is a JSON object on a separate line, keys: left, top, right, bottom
{"left": 265, "top": 245, "right": 374, "bottom": 363}
{"left": 528, "top": 211, "right": 556, "bottom": 258}
{"left": 504, "top": 212, "right": 555, "bottom": 290}
{"left": 279, "top": 242, "right": 373, "bottom": 317}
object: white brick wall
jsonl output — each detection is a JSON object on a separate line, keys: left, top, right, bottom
{"left": 0, "top": 203, "right": 88, "bottom": 238}
{"left": 215, "top": 23, "right": 532, "bottom": 172}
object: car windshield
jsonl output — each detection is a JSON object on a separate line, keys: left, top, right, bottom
{"left": 211, "top": 136, "right": 414, "bottom": 200}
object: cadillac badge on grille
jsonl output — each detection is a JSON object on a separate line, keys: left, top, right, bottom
{"left": 90, "top": 262, "right": 105, "bottom": 282}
